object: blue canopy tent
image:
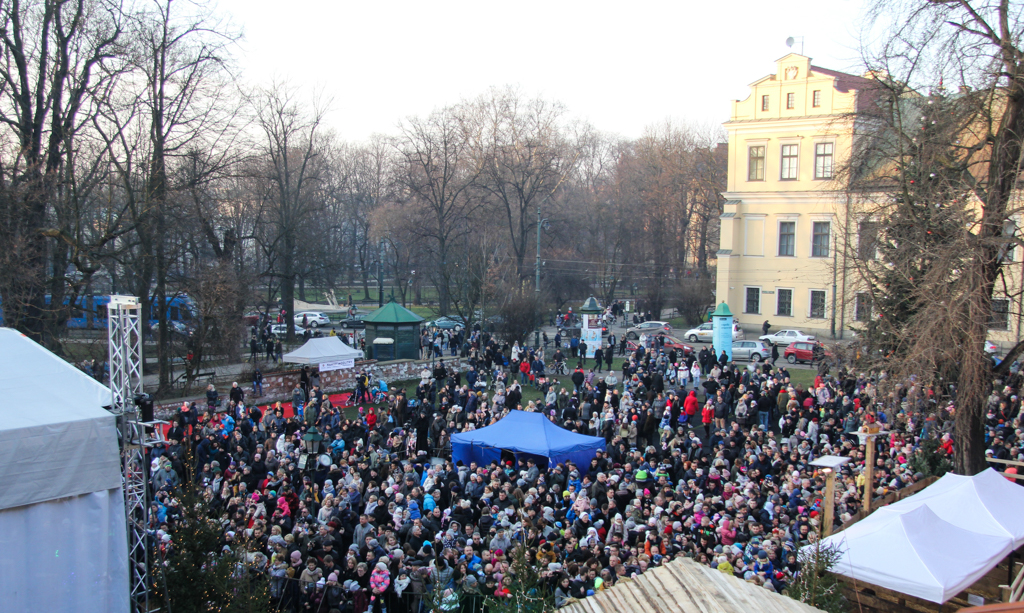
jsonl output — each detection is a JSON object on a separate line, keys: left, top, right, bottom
{"left": 451, "top": 411, "right": 606, "bottom": 469}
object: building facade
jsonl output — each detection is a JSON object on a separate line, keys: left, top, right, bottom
{"left": 716, "top": 54, "right": 873, "bottom": 339}
{"left": 716, "top": 53, "right": 1024, "bottom": 347}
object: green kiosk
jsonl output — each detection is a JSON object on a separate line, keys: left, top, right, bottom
{"left": 363, "top": 301, "right": 424, "bottom": 361}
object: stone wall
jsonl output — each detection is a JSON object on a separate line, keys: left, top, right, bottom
{"left": 154, "top": 357, "right": 468, "bottom": 419}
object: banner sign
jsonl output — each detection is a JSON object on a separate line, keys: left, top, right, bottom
{"left": 319, "top": 358, "right": 355, "bottom": 372}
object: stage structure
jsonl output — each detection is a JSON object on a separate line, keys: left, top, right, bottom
{"left": 107, "top": 295, "right": 152, "bottom": 613}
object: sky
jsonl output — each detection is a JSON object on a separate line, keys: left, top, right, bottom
{"left": 216, "top": 0, "right": 870, "bottom": 143}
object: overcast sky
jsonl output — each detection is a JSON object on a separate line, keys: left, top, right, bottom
{"left": 217, "top": 0, "right": 868, "bottom": 142}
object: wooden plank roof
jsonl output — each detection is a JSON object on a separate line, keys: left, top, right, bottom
{"left": 559, "top": 557, "right": 826, "bottom": 613}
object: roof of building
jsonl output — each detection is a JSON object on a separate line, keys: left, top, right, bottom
{"left": 362, "top": 301, "right": 424, "bottom": 324}
{"left": 579, "top": 296, "right": 602, "bottom": 313}
{"left": 559, "top": 557, "right": 825, "bottom": 613}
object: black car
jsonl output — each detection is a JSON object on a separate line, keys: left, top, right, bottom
{"left": 340, "top": 314, "right": 366, "bottom": 329}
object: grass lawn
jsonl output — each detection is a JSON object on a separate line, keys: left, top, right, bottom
{"left": 354, "top": 352, "right": 822, "bottom": 415}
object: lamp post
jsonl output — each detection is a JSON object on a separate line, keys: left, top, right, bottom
{"left": 810, "top": 455, "right": 852, "bottom": 537}
{"left": 299, "top": 426, "right": 324, "bottom": 480}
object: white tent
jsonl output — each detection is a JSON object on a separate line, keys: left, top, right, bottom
{"left": 283, "top": 336, "right": 364, "bottom": 364}
{"left": 0, "top": 328, "right": 128, "bottom": 613}
{"left": 821, "top": 505, "right": 1011, "bottom": 603}
{"left": 877, "top": 468, "right": 1024, "bottom": 547}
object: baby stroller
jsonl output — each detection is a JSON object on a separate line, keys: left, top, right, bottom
{"left": 370, "top": 378, "right": 389, "bottom": 404}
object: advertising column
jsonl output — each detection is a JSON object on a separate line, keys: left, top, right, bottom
{"left": 582, "top": 314, "right": 602, "bottom": 359}
{"left": 711, "top": 302, "right": 734, "bottom": 362}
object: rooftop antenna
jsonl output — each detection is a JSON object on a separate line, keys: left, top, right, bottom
{"left": 786, "top": 36, "right": 805, "bottom": 55}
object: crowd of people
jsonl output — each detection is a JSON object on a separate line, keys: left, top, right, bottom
{"left": 147, "top": 321, "right": 1024, "bottom": 613}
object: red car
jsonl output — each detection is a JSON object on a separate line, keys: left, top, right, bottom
{"left": 784, "top": 341, "right": 832, "bottom": 364}
{"left": 626, "top": 335, "right": 694, "bottom": 356}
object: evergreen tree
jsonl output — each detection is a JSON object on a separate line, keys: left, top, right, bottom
{"left": 152, "top": 475, "right": 270, "bottom": 613}
{"left": 484, "top": 544, "right": 553, "bottom": 613}
{"left": 786, "top": 541, "right": 848, "bottom": 613}
{"left": 861, "top": 92, "right": 971, "bottom": 357}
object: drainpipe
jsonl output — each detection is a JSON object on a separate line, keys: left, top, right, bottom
{"left": 831, "top": 231, "right": 838, "bottom": 339}
{"left": 839, "top": 191, "right": 851, "bottom": 339}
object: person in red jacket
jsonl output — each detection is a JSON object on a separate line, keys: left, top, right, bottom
{"left": 683, "top": 390, "right": 699, "bottom": 426}
{"left": 701, "top": 400, "right": 715, "bottom": 439}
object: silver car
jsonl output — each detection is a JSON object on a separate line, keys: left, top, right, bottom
{"left": 732, "top": 340, "right": 769, "bottom": 362}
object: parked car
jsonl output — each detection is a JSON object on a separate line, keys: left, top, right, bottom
{"left": 270, "top": 323, "right": 304, "bottom": 336}
{"left": 340, "top": 314, "right": 366, "bottom": 329}
{"left": 683, "top": 321, "right": 745, "bottom": 343}
{"left": 784, "top": 340, "right": 832, "bottom": 364}
{"left": 626, "top": 335, "right": 694, "bottom": 356}
{"left": 625, "top": 321, "right": 672, "bottom": 340}
{"left": 564, "top": 319, "right": 610, "bottom": 336}
{"left": 427, "top": 315, "right": 465, "bottom": 330}
{"left": 759, "top": 329, "right": 815, "bottom": 346}
{"left": 294, "top": 311, "right": 331, "bottom": 328}
{"left": 732, "top": 340, "right": 770, "bottom": 362}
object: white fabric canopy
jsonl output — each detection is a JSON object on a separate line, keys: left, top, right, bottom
{"left": 0, "top": 327, "right": 128, "bottom": 613}
{"left": 283, "top": 336, "right": 364, "bottom": 364}
{"left": 0, "top": 327, "right": 121, "bottom": 510}
{"left": 821, "top": 505, "right": 1011, "bottom": 603}
{"left": 877, "top": 468, "right": 1024, "bottom": 547}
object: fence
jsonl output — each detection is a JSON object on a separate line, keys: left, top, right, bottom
{"left": 985, "top": 456, "right": 1024, "bottom": 481}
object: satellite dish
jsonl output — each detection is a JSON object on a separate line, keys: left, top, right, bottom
{"left": 786, "top": 37, "right": 795, "bottom": 48}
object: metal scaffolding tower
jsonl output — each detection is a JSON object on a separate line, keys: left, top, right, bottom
{"left": 108, "top": 295, "right": 150, "bottom": 613}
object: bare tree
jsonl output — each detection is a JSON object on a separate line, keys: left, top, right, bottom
{"left": 250, "top": 83, "right": 330, "bottom": 342}
{"left": 396, "top": 104, "right": 481, "bottom": 314}
{"left": 0, "top": 0, "right": 126, "bottom": 346}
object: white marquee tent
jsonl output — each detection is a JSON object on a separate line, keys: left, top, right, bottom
{"left": 813, "top": 468, "right": 1024, "bottom": 604}
{"left": 878, "top": 467, "right": 1024, "bottom": 547}
{"left": 283, "top": 336, "right": 364, "bottom": 364}
{"left": 0, "top": 328, "right": 128, "bottom": 613}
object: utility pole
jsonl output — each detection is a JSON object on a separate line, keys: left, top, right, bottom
{"left": 535, "top": 203, "right": 542, "bottom": 293}
{"left": 378, "top": 240, "right": 384, "bottom": 308}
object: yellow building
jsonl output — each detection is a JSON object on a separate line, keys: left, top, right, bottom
{"left": 716, "top": 54, "right": 875, "bottom": 339}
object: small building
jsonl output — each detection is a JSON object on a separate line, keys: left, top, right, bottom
{"left": 363, "top": 301, "right": 424, "bottom": 361}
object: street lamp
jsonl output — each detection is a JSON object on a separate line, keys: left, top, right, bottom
{"left": 298, "top": 426, "right": 324, "bottom": 476}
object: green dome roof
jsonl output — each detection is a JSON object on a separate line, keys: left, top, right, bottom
{"left": 363, "top": 301, "right": 424, "bottom": 324}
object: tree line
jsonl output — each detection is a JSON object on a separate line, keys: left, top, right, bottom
{"left": 0, "top": 0, "right": 726, "bottom": 392}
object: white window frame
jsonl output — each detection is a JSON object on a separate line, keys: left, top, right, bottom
{"left": 809, "top": 289, "right": 827, "bottom": 319}
{"left": 744, "top": 286, "right": 762, "bottom": 314}
{"left": 814, "top": 140, "right": 835, "bottom": 180}
{"left": 780, "top": 143, "right": 799, "bottom": 180}
{"left": 748, "top": 145, "right": 766, "bottom": 181}
{"left": 811, "top": 220, "right": 831, "bottom": 258}
{"left": 812, "top": 90, "right": 822, "bottom": 108}
{"left": 786, "top": 92, "right": 796, "bottom": 109}
{"left": 776, "top": 287, "right": 794, "bottom": 317}
{"left": 777, "top": 217, "right": 798, "bottom": 257}
{"left": 854, "top": 292, "right": 872, "bottom": 322}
